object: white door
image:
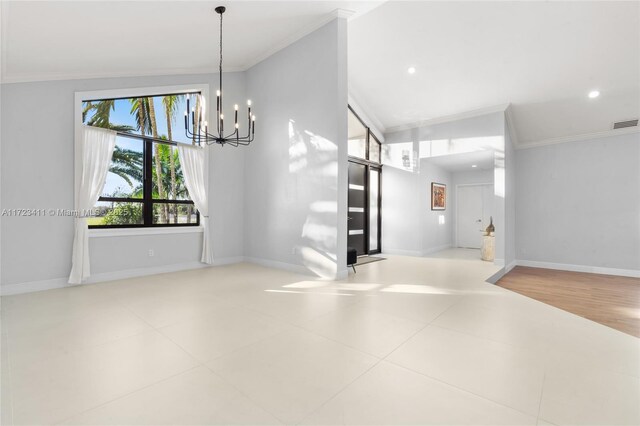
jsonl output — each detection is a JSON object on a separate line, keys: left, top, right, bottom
{"left": 457, "top": 185, "right": 494, "bottom": 249}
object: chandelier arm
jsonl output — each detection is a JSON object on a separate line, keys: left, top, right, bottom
{"left": 184, "top": 6, "right": 254, "bottom": 148}
{"left": 223, "top": 129, "right": 239, "bottom": 140}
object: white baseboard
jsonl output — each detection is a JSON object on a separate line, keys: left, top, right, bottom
{"left": 85, "top": 261, "right": 211, "bottom": 284}
{"left": 382, "top": 249, "right": 423, "bottom": 257}
{"left": 0, "top": 277, "right": 70, "bottom": 296}
{"left": 0, "top": 257, "right": 244, "bottom": 296}
{"left": 485, "top": 268, "right": 506, "bottom": 284}
{"left": 485, "top": 260, "right": 517, "bottom": 284}
{"left": 505, "top": 260, "right": 517, "bottom": 273}
{"left": 515, "top": 260, "right": 640, "bottom": 278}
{"left": 243, "top": 256, "right": 346, "bottom": 280}
{"left": 336, "top": 268, "right": 349, "bottom": 280}
{"left": 244, "top": 256, "right": 311, "bottom": 276}
{"left": 421, "top": 244, "right": 453, "bottom": 256}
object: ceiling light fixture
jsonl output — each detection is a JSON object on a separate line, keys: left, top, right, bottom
{"left": 407, "top": 67, "right": 416, "bottom": 74}
{"left": 588, "top": 90, "right": 600, "bottom": 99}
{"left": 185, "top": 6, "right": 255, "bottom": 147}
{"left": 471, "top": 165, "right": 478, "bottom": 168}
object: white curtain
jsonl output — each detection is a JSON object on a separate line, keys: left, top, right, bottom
{"left": 68, "top": 126, "right": 117, "bottom": 284}
{"left": 178, "top": 145, "right": 213, "bottom": 264}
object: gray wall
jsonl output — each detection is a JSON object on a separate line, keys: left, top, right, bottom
{"left": 1, "top": 73, "right": 246, "bottom": 287}
{"left": 516, "top": 132, "right": 640, "bottom": 271}
{"left": 244, "top": 18, "right": 348, "bottom": 279}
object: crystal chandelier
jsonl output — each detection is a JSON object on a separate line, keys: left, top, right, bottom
{"left": 185, "top": 6, "right": 255, "bottom": 147}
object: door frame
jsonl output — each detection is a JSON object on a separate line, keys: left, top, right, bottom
{"left": 348, "top": 157, "right": 382, "bottom": 255}
{"left": 455, "top": 183, "right": 493, "bottom": 248}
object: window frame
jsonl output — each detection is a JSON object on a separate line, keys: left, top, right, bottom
{"left": 74, "top": 84, "right": 210, "bottom": 234}
{"left": 347, "top": 105, "right": 382, "bottom": 165}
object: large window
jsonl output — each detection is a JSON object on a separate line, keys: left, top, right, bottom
{"left": 347, "top": 105, "right": 382, "bottom": 255}
{"left": 82, "top": 93, "right": 200, "bottom": 228}
{"left": 348, "top": 106, "right": 381, "bottom": 163}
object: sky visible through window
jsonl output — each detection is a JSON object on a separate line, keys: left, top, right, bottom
{"left": 83, "top": 94, "right": 193, "bottom": 196}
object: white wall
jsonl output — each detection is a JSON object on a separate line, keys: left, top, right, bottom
{"left": 382, "top": 162, "right": 452, "bottom": 255}
{"left": 243, "top": 18, "right": 348, "bottom": 279}
{"left": 382, "top": 112, "right": 506, "bottom": 259}
{"left": 504, "top": 121, "right": 516, "bottom": 268}
{"left": 0, "top": 73, "right": 246, "bottom": 289}
{"left": 516, "top": 132, "right": 640, "bottom": 273}
{"left": 420, "top": 162, "right": 453, "bottom": 253}
{"left": 450, "top": 169, "right": 494, "bottom": 247}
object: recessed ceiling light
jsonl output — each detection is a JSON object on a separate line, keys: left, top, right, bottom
{"left": 471, "top": 165, "right": 478, "bottom": 168}
{"left": 407, "top": 67, "right": 416, "bottom": 74}
{"left": 588, "top": 90, "right": 600, "bottom": 99}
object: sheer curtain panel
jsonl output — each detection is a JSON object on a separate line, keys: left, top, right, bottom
{"left": 68, "top": 126, "right": 117, "bottom": 284}
{"left": 177, "top": 145, "right": 212, "bottom": 264}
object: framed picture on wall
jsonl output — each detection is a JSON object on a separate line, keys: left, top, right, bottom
{"left": 431, "top": 182, "right": 446, "bottom": 210}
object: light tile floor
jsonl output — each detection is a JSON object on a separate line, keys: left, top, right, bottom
{"left": 1, "top": 250, "right": 639, "bottom": 425}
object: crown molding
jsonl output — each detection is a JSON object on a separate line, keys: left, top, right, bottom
{"left": 1, "top": 8, "right": 353, "bottom": 84}
{"left": 240, "top": 8, "right": 354, "bottom": 71}
{"left": 517, "top": 126, "right": 640, "bottom": 150}
{"left": 0, "top": 66, "right": 245, "bottom": 85}
{"left": 385, "top": 103, "right": 511, "bottom": 134}
{"left": 348, "top": 87, "right": 387, "bottom": 141}
{"left": 504, "top": 104, "right": 520, "bottom": 148}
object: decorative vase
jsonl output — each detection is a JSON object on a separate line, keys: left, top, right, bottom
{"left": 485, "top": 216, "right": 495, "bottom": 235}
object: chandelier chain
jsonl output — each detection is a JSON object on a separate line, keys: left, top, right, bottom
{"left": 183, "top": 6, "right": 255, "bottom": 147}
{"left": 219, "top": 10, "right": 223, "bottom": 75}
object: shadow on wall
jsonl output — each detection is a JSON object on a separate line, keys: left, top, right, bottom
{"left": 288, "top": 119, "right": 339, "bottom": 279}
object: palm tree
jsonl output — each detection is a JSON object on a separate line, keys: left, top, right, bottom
{"left": 83, "top": 100, "right": 135, "bottom": 132}
{"left": 110, "top": 146, "right": 143, "bottom": 189}
{"left": 84, "top": 100, "right": 140, "bottom": 197}
{"left": 163, "top": 95, "right": 182, "bottom": 223}
{"left": 130, "top": 97, "right": 168, "bottom": 222}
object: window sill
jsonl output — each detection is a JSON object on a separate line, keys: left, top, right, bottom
{"left": 89, "top": 226, "right": 204, "bottom": 238}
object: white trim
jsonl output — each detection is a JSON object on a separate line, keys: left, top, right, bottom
{"left": 515, "top": 260, "right": 640, "bottom": 278}
{"left": 1, "top": 67, "right": 245, "bottom": 85}
{"left": 381, "top": 249, "right": 423, "bottom": 257}
{"left": 504, "top": 105, "right": 519, "bottom": 148}
{"left": 0, "top": 257, "right": 245, "bottom": 296}
{"left": 485, "top": 267, "right": 507, "bottom": 284}
{"left": 83, "top": 261, "right": 210, "bottom": 284}
{"left": 517, "top": 126, "right": 640, "bottom": 150}
{"left": 336, "top": 268, "right": 349, "bottom": 280}
{"left": 455, "top": 183, "right": 494, "bottom": 249}
{"left": 243, "top": 256, "right": 345, "bottom": 280}
{"left": 89, "top": 226, "right": 204, "bottom": 238}
{"left": 241, "top": 9, "right": 354, "bottom": 71}
{"left": 74, "top": 83, "right": 211, "bottom": 207}
{"left": 348, "top": 90, "right": 386, "bottom": 141}
{"left": 505, "top": 260, "right": 517, "bottom": 273}
{"left": 2, "top": 9, "right": 357, "bottom": 84}
{"left": 385, "top": 104, "right": 510, "bottom": 134}
{"left": 1, "top": 277, "right": 69, "bottom": 296}
{"left": 421, "top": 244, "right": 453, "bottom": 256}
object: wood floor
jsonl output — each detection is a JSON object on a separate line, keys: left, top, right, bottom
{"left": 497, "top": 266, "right": 640, "bottom": 338}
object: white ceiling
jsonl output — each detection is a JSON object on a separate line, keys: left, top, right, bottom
{"left": 0, "top": 1, "right": 381, "bottom": 82}
{"left": 348, "top": 1, "right": 640, "bottom": 145}
{"left": 3, "top": 1, "right": 638, "bottom": 146}
{"left": 424, "top": 150, "right": 495, "bottom": 173}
